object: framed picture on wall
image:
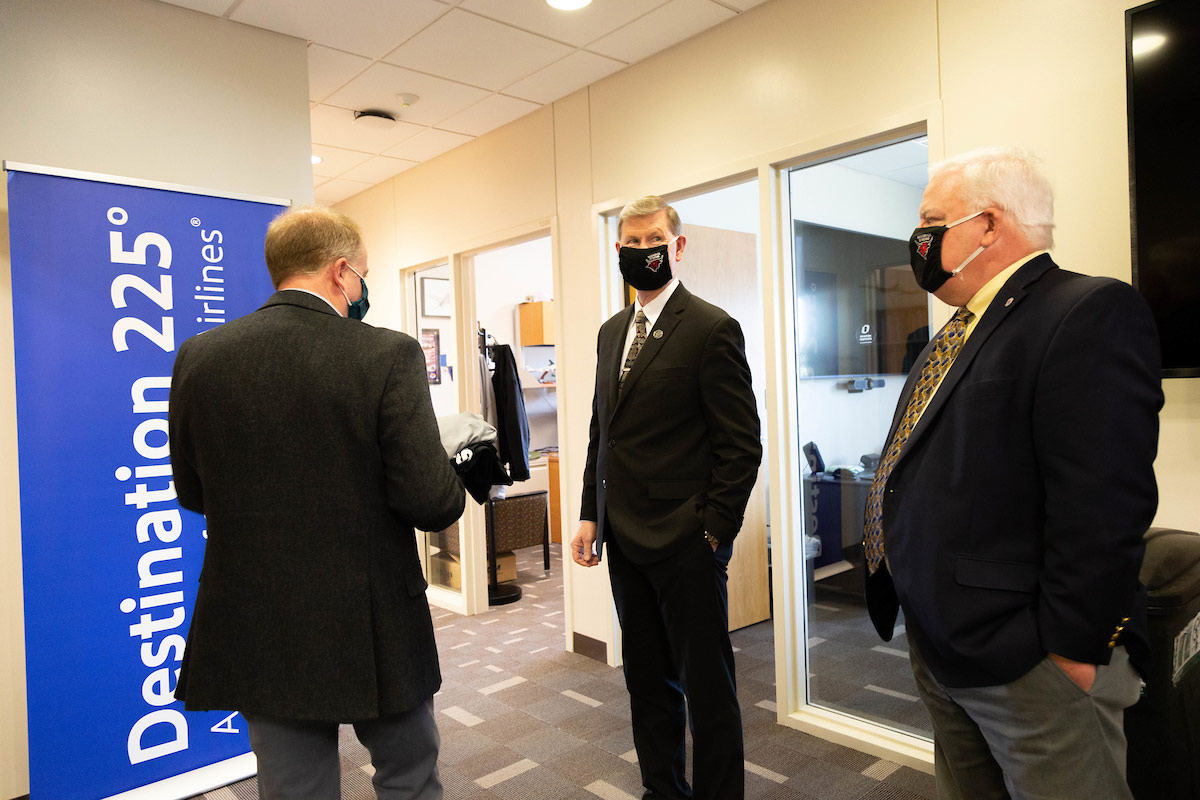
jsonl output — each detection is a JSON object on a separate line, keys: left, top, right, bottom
{"left": 420, "top": 328, "right": 441, "bottom": 385}
{"left": 420, "top": 277, "right": 452, "bottom": 318}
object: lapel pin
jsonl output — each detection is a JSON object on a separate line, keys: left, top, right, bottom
{"left": 1004, "top": 297, "right": 1014, "bottom": 307}
{"left": 653, "top": 330, "right": 663, "bottom": 339}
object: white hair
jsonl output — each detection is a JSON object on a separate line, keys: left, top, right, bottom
{"left": 931, "top": 146, "right": 1055, "bottom": 250}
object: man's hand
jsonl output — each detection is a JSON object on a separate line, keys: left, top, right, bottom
{"left": 571, "top": 521, "right": 600, "bottom": 567}
{"left": 1049, "top": 652, "right": 1097, "bottom": 692}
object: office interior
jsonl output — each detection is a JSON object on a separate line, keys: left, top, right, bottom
{"left": 3, "top": 0, "right": 1198, "bottom": 797}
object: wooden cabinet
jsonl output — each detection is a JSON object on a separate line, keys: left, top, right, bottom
{"left": 519, "top": 300, "right": 554, "bottom": 345}
{"left": 547, "top": 453, "right": 562, "bottom": 544}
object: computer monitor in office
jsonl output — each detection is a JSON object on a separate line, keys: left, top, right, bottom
{"left": 794, "top": 221, "right": 928, "bottom": 379}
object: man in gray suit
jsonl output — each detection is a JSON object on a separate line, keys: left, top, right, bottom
{"left": 169, "top": 206, "right": 465, "bottom": 799}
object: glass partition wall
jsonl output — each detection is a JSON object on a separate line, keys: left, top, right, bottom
{"left": 788, "top": 137, "right": 935, "bottom": 740}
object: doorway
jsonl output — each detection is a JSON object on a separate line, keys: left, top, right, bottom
{"left": 468, "top": 235, "right": 560, "bottom": 618}
{"left": 407, "top": 262, "right": 469, "bottom": 603}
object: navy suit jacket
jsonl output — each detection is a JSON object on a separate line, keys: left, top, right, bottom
{"left": 580, "top": 283, "right": 761, "bottom": 565}
{"left": 866, "top": 255, "right": 1163, "bottom": 688}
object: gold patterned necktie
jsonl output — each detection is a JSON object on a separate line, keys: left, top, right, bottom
{"left": 620, "top": 310, "right": 648, "bottom": 388}
{"left": 864, "top": 307, "right": 973, "bottom": 574}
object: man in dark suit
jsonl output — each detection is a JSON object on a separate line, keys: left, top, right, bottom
{"left": 571, "top": 196, "right": 761, "bottom": 800}
{"left": 169, "top": 206, "right": 464, "bottom": 799}
{"left": 865, "top": 147, "right": 1162, "bottom": 799}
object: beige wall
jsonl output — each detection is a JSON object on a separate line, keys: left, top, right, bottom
{"left": 0, "top": 0, "right": 312, "bottom": 795}
{"left": 938, "top": 0, "right": 1200, "bottom": 529}
{"left": 330, "top": 0, "right": 1199, "bottom": 657}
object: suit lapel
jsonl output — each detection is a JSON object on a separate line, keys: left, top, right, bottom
{"left": 611, "top": 284, "right": 690, "bottom": 418}
{"left": 898, "top": 255, "right": 1055, "bottom": 462}
{"left": 602, "top": 304, "right": 636, "bottom": 414}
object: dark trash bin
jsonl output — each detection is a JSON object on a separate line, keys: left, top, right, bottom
{"left": 1125, "top": 527, "right": 1200, "bottom": 800}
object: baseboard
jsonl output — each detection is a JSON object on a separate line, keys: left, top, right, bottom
{"left": 572, "top": 632, "right": 606, "bottom": 662}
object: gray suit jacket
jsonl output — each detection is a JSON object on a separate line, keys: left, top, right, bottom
{"left": 169, "top": 290, "right": 464, "bottom": 721}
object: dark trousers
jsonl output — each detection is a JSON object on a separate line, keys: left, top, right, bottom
{"left": 606, "top": 528, "right": 743, "bottom": 800}
{"left": 243, "top": 697, "right": 441, "bottom": 799}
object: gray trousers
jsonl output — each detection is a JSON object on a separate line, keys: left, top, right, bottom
{"left": 243, "top": 697, "right": 441, "bottom": 800}
{"left": 910, "top": 642, "right": 1142, "bottom": 800}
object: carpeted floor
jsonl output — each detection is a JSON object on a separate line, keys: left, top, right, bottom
{"left": 194, "top": 546, "right": 936, "bottom": 799}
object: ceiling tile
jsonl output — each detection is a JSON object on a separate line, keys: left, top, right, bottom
{"left": 382, "top": 128, "right": 475, "bottom": 162}
{"left": 437, "top": 94, "right": 542, "bottom": 137}
{"left": 310, "top": 104, "right": 426, "bottom": 154}
{"left": 232, "top": 0, "right": 450, "bottom": 59}
{"left": 312, "top": 144, "right": 373, "bottom": 178}
{"left": 339, "top": 156, "right": 420, "bottom": 184}
{"left": 324, "top": 62, "right": 490, "bottom": 127}
{"left": 588, "top": 0, "right": 735, "bottom": 64}
{"left": 713, "top": 0, "right": 768, "bottom": 9}
{"left": 155, "top": 0, "right": 239, "bottom": 14}
{"left": 308, "top": 45, "right": 373, "bottom": 103}
{"left": 503, "top": 50, "right": 625, "bottom": 104}
{"left": 383, "top": 8, "right": 573, "bottom": 91}
{"left": 314, "top": 177, "right": 375, "bottom": 206}
{"left": 461, "top": 0, "right": 671, "bottom": 48}
{"left": 886, "top": 163, "right": 931, "bottom": 188}
{"left": 840, "top": 138, "right": 929, "bottom": 177}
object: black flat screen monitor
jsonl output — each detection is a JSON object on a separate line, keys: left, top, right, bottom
{"left": 794, "top": 221, "right": 927, "bottom": 379}
{"left": 1127, "top": 0, "right": 1200, "bottom": 378}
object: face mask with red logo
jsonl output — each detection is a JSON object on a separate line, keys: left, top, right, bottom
{"left": 908, "top": 210, "right": 986, "bottom": 293}
{"left": 618, "top": 237, "right": 677, "bottom": 291}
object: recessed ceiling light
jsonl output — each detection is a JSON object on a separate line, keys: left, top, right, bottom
{"left": 311, "top": 154, "right": 323, "bottom": 165}
{"left": 547, "top": 0, "right": 592, "bottom": 10}
{"left": 1131, "top": 33, "right": 1166, "bottom": 58}
{"left": 353, "top": 109, "right": 397, "bottom": 129}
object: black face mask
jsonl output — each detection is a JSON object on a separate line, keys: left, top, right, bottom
{"left": 908, "top": 210, "right": 985, "bottom": 293}
{"left": 618, "top": 240, "right": 675, "bottom": 291}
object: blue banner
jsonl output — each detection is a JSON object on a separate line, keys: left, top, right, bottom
{"left": 7, "top": 165, "right": 285, "bottom": 799}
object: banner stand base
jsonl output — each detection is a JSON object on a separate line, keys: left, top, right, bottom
{"left": 103, "top": 753, "right": 257, "bottom": 800}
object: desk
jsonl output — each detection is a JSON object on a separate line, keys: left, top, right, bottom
{"left": 802, "top": 474, "right": 872, "bottom": 570}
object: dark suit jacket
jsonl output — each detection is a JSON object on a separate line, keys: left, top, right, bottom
{"left": 169, "top": 290, "right": 465, "bottom": 721}
{"left": 490, "top": 344, "right": 531, "bottom": 481}
{"left": 866, "top": 255, "right": 1163, "bottom": 688}
{"left": 581, "top": 283, "right": 761, "bottom": 564}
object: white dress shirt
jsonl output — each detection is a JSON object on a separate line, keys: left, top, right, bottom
{"left": 282, "top": 287, "right": 342, "bottom": 316}
{"left": 621, "top": 278, "right": 680, "bottom": 370}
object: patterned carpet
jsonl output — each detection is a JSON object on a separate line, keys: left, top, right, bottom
{"left": 194, "top": 546, "right": 936, "bottom": 800}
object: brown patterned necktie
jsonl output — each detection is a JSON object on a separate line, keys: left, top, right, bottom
{"left": 619, "top": 310, "right": 648, "bottom": 388}
{"left": 864, "top": 307, "right": 973, "bottom": 574}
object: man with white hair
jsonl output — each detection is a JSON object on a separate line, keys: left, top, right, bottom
{"left": 864, "top": 147, "right": 1162, "bottom": 799}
